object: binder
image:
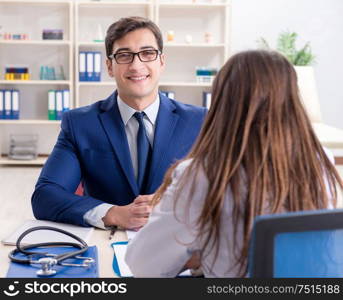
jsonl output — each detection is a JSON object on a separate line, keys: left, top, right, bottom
{"left": 79, "top": 52, "right": 86, "bottom": 81}
{"left": 86, "top": 52, "right": 94, "bottom": 81}
{"left": 0, "top": 90, "right": 3, "bottom": 119}
{"left": 11, "top": 90, "right": 19, "bottom": 120}
{"left": 62, "top": 90, "right": 70, "bottom": 112}
{"left": 166, "top": 91, "right": 175, "bottom": 99}
{"left": 93, "top": 52, "right": 101, "bottom": 81}
{"left": 161, "top": 91, "right": 175, "bottom": 99}
{"left": 4, "top": 90, "right": 12, "bottom": 119}
{"left": 202, "top": 92, "right": 211, "bottom": 109}
{"left": 6, "top": 246, "right": 98, "bottom": 278}
{"left": 55, "top": 90, "right": 63, "bottom": 120}
{"left": 48, "top": 90, "right": 56, "bottom": 120}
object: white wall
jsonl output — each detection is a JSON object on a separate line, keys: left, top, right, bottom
{"left": 231, "top": 0, "right": 343, "bottom": 130}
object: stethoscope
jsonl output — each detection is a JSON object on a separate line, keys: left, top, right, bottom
{"left": 8, "top": 226, "right": 94, "bottom": 277}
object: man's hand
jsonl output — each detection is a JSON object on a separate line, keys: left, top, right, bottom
{"left": 102, "top": 194, "right": 154, "bottom": 230}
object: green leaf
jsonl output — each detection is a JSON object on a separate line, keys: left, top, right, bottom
{"left": 293, "top": 43, "right": 315, "bottom": 66}
{"left": 256, "top": 37, "right": 271, "bottom": 50}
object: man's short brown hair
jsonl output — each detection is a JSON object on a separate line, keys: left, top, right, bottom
{"left": 105, "top": 16, "right": 163, "bottom": 58}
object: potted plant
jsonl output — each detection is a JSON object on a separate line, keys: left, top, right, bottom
{"left": 257, "top": 30, "right": 315, "bottom": 65}
{"left": 257, "top": 31, "right": 321, "bottom": 123}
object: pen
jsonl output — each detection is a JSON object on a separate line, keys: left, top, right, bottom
{"left": 108, "top": 226, "right": 117, "bottom": 240}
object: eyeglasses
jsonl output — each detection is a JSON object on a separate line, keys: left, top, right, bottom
{"left": 108, "top": 49, "right": 161, "bottom": 64}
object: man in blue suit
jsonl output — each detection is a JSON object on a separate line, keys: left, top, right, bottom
{"left": 32, "top": 17, "right": 206, "bottom": 230}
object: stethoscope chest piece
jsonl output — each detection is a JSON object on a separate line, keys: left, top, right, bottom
{"left": 36, "top": 257, "right": 58, "bottom": 277}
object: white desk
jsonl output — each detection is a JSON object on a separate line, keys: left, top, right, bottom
{"left": 0, "top": 215, "right": 127, "bottom": 277}
{"left": 0, "top": 165, "right": 130, "bottom": 277}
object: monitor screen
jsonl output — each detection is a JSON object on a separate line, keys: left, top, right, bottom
{"left": 249, "top": 209, "right": 343, "bottom": 278}
{"left": 274, "top": 229, "right": 343, "bottom": 277}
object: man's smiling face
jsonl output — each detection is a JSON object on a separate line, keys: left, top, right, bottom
{"left": 107, "top": 28, "right": 165, "bottom": 104}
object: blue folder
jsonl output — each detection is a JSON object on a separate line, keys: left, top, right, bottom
{"left": 112, "top": 241, "right": 131, "bottom": 277}
{"left": 11, "top": 90, "right": 20, "bottom": 120}
{"left": 79, "top": 52, "right": 87, "bottom": 81}
{"left": 6, "top": 246, "right": 98, "bottom": 278}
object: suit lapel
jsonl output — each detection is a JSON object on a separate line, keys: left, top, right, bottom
{"left": 98, "top": 92, "right": 138, "bottom": 195}
{"left": 146, "top": 94, "right": 179, "bottom": 190}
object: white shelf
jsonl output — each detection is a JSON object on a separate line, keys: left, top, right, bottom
{"left": 78, "top": 41, "right": 104, "bottom": 47}
{"left": 0, "top": 120, "right": 60, "bottom": 125}
{"left": 0, "top": 40, "right": 71, "bottom": 46}
{"left": 77, "top": 1, "right": 150, "bottom": 7}
{"left": 78, "top": 81, "right": 116, "bottom": 86}
{"left": 164, "top": 43, "right": 225, "bottom": 48}
{"left": 159, "top": 2, "right": 227, "bottom": 8}
{"left": 77, "top": 42, "right": 224, "bottom": 48}
{"left": 0, "top": 80, "right": 71, "bottom": 85}
{"left": 160, "top": 81, "right": 212, "bottom": 87}
{"left": 0, "top": 156, "right": 47, "bottom": 165}
{"left": 0, "top": 0, "right": 71, "bottom": 4}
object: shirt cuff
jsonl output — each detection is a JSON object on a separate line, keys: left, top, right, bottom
{"left": 83, "top": 203, "right": 114, "bottom": 229}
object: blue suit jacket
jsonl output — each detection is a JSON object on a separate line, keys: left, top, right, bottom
{"left": 32, "top": 92, "right": 207, "bottom": 226}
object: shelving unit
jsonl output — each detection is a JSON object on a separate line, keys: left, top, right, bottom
{"left": 74, "top": 0, "right": 154, "bottom": 107}
{"left": 0, "top": 0, "right": 73, "bottom": 165}
{"left": 155, "top": 0, "right": 230, "bottom": 105}
{"left": 0, "top": 0, "right": 230, "bottom": 165}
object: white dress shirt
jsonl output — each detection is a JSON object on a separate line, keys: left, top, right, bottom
{"left": 83, "top": 95, "right": 160, "bottom": 229}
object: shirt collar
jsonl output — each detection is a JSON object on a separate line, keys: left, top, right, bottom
{"left": 117, "top": 94, "right": 160, "bottom": 126}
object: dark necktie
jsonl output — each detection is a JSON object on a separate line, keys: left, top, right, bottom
{"left": 133, "top": 112, "right": 151, "bottom": 193}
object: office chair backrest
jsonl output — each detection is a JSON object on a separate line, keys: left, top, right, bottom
{"left": 249, "top": 208, "right": 343, "bottom": 278}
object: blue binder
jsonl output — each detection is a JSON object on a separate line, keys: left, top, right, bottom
{"left": 6, "top": 246, "right": 99, "bottom": 278}
{"left": 79, "top": 52, "right": 87, "bottom": 81}
{"left": 4, "top": 90, "right": 11, "bottom": 120}
{"left": 202, "top": 92, "right": 211, "bottom": 109}
{"left": 11, "top": 90, "right": 20, "bottom": 120}
{"left": 93, "top": 52, "right": 101, "bottom": 81}
{"left": 0, "top": 90, "right": 4, "bottom": 119}
{"left": 160, "top": 91, "right": 175, "bottom": 99}
{"left": 55, "top": 90, "right": 63, "bottom": 120}
{"left": 86, "top": 52, "right": 94, "bottom": 81}
{"left": 62, "top": 90, "right": 70, "bottom": 112}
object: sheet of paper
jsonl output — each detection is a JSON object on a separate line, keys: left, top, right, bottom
{"left": 2, "top": 219, "right": 94, "bottom": 246}
{"left": 113, "top": 237, "right": 194, "bottom": 278}
{"left": 112, "top": 242, "right": 133, "bottom": 277}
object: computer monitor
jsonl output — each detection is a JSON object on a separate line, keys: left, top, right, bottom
{"left": 249, "top": 209, "right": 343, "bottom": 278}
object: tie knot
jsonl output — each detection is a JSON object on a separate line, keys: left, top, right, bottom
{"left": 133, "top": 112, "right": 145, "bottom": 123}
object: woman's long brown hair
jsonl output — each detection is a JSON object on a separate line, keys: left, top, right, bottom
{"left": 154, "top": 50, "right": 342, "bottom": 276}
